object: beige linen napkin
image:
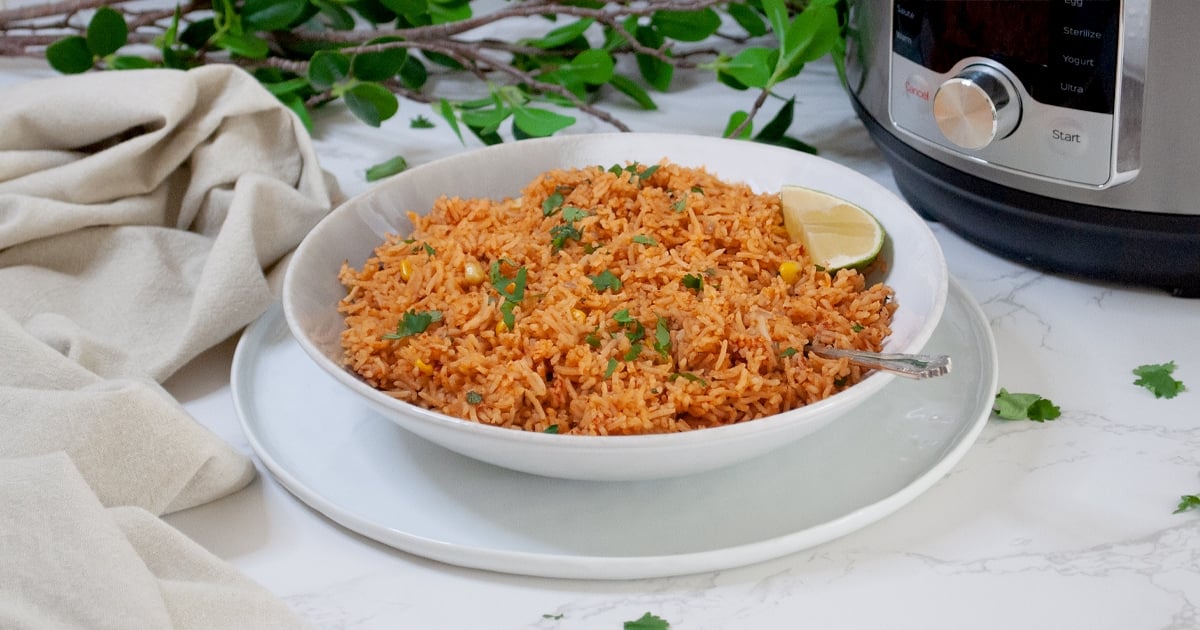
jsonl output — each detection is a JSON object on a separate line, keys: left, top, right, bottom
{"left": 0, "top": 65, "right": 336, "bottom": 628}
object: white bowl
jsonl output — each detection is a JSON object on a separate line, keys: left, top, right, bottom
{"left": 282, "top": 133, "right": 948, "bottom": 481}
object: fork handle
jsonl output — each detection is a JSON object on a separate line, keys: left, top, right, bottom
{"left": 806, "top": 344, "right": 952, "bottom": 380}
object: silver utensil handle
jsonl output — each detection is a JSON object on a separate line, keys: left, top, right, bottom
{"left": 807, "top": 344, "right": 952, "bottom": 380}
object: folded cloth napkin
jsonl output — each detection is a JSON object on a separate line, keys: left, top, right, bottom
{"left": 0, "top": 65, "right": 336, "bottom": 628}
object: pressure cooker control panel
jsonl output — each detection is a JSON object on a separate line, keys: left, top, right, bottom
{"left": 888, "top": 0, "right": 1122, "bottom": 187}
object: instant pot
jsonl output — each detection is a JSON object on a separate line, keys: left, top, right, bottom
{"left": 843, "top": 0, "right": 1200, "bottom": 295}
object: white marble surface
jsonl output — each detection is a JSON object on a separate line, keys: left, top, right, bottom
{"left": 4, "top": 46, "right": 1200, "bottom": 629}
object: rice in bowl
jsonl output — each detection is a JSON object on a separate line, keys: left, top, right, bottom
{"left": 337, "top": 160, "right": 896, "bottom": 436}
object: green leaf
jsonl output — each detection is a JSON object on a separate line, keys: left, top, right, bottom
{"left": 723, "top": 110, "right": 752, "bottom": 139}
{"left": 542, "top": 191, "right": 565, "bottom": 216}
{"left": 86, "top": 7, "right": 128, "bottom": 57}
{"left": 180, "top": 18, "right": 217, "bottom": 49}
{"left": 604, "top": 357, "right": 618, "bottom": 379}
{"left": 632, "top": 234, "right": 658, "bottom": 246}
{"left": 398, "top": 55, "right": 428, "bottom": 88}
{"left": 429, "top": 0, "right": 471, "bottom": 24}
{"left": 343, "top": 82, "right": 399, "bottom": 127}
{"left": 757, "top": 134, "right": 818, "bottom": 154}
{"left": 681, "top": 273, "right": 703, "bottom": 292}
{"left": 721, "top": 47, "right": 776, "bottom": 89}
{"left": 1132, "top": 361, "right": 1186, "bottom": 399}
{"left": 380, "top": 0, "right": 427, "bottom": 18}
{"left": 755, "top": 96, "right": 794, "bottom": 142}
{"left": 243, "top": 0, "right": 307, "bottom": 31}
{"left": 512, "top": 106, "right": 576, "bottom": 138}
{"left": 382, "top": 309, "right": 443, "bottom": 339}
{"left": 993, "top": 388, "right": 1061, "bottom": 422}
{"left": 349, "top": 0, "right": 397, "bottom": 24}
{"left": 1175, "top": 494, "right": 1200, "bottom": 514}
{"left": 466, "top": 391, "right": 483, "bottom": 405}
{"left": 410, "top": 115, "right": 434, "bottom": 129}
{"left": 651, "top": 8, "right": 721, "bottom": 42}
{"left": 365, "top": 155, "right": 408, "bottom": 181}
{"left": 653, "top": 317, "right": 671, "bottom": 359}
{"left": 313, "top": 0, "right": 357, "bottom": 29}
{"left": 527, "top": 18, "right": 595, "bottom": 49}
{"left": 278, "top": 93, "right": 314, "bottom": 131}
{"left": 109, "top": 55, "right": 155, "bottom": 70}
{"left": 772, "top": 6, "right": 840, "bottom": 83}
{"left": 564, "top": 49, "right": 614, "bottom": 85}
{"left": 308, "top": 50, "right": 352, "bottom": 90}
{"left": 779, "top": 347, "right": 798, "bottom": 358}
{"left": 215, "top": 31, "right": 270, "bottom": 59}
{"left": 727, "top": 3, "right": 768, "bottom": 37}
{"left": 438, "top": 99, "right": 465, "bottom": 144}
{"left": 632, "top": 22, "right": 673, "bottom": 91}
{"left": 46, "top": 36, "right": 93, "bottom": 74}
{"left": 762, "top": 0, "right": 790, "bottom": 48}
{"left": 422, "top": 50, "right": 464, "bottom": 70}
{"left": 543, "top": 424, "right": 559, "bottom": 433}
{"left": 351, "top": 38, "right": 408, "bottom": 82}
{"left": 460, "top": 106, "right": 511, "bottom": 130}
{"left": 669, "top": 372, "right": 707, "bottom": 387}
{"left": 262, "top": 77, "right": 310, "bottom": 96}
{"left": 608, "top": 74, "right": 657, "bottom": 110}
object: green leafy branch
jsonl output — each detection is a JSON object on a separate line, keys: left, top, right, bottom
{"left": 1, "top": 0, "right": 845, "bottom": 158}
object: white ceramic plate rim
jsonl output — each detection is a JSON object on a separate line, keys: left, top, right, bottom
{"left": 234, "top": 277, "right": 994, "bottom": 580}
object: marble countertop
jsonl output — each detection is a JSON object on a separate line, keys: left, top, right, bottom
{"left": 4, "top": 48, "right": 1199, "bottom": 629}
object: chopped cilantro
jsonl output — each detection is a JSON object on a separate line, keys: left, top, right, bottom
{"left": 583, "top": 242, "right": 602, "bottom": 254}
{"left": 410, "top": 115, "right": 435, "bottom": 129}
{"left": 670, "top": 372, "right": 708, "bottom": 387}
{"left": 653, "top": 317, "right": 671, "bottom": 359}
{"left": 607, "top": 164, "right": 624, "bottom": 176}
{"left": 466, "top": 391, "right": 482, "bottom": 405}
{"left": 690, "top": 185, "right": 704, "bottom": 195}
{"left": 561, "top": 206, "right": 590, "bottom": 222}
{"left": 589, "top": 270, "right": 622, "bottom": 292}
{"left": 612, "top": 309, "right": 634, "bottom": 324}
{"left": 489, "top": 260, "right": 527, "bottom": 330}
{"left": 1133, "top": 361, "right": 1186, "bottom": 399}
{"left": 851, "top": 323, "right": 864, "bottom": 332}
{"left": 604, "top": 357, "right": 618, "bottom": 378}
{"left": 623, "top": 321, "right": 646, "bottom": 344}
{"left": 543, "top": 424, "right": 560, "bottom": 434}
{"left": 542, "top": 612, "right": 564, "bottom": 619}
{"left": 624, "top": 612, "right": 669, "bottom": 629}
{"left": 542, "top": 192, "right": 564, "bottom": 216}
{"left": 585, "top": 329, "right": 602, "bottom": 348}
{"left": 624, "top": 342, "right": 643, "bottom": 361}
{"left": 410, "top": 242, "right": 435, "bottom": 257}
{"left": 681, "top": 273, "right": 703, "bottom": 292}
{"left": 632, "top": 234, "right": 658, "bottom": 246}
{"left": 779, "top": 347, "right": 798, "bottom": 358}
{"left": 382, "top": 309, "right": 443, "bottom": 340}
{"left": 671, "top": 194, "right": 688, "bottom": 213}
{"left": 550, "top": 222, "right": 583, "bottom": 251}
{"left": 638, "top": 164, "right": 660, "bottom": 181}
{"left": 993, "top": 388, "right": 1061, "bottom": 421}
{"left": 1175, "top": 494, "right": 1200, "bottom": 514}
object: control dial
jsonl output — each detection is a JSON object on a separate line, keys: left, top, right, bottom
{"left": 932, "top": 64, "right": 1021, "bottom": 150}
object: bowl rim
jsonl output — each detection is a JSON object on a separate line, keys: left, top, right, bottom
{"left": 281, "top": 132, "right": 948, "bottom": 448}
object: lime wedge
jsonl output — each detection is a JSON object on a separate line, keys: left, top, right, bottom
{"left": 780, "top": 184, "right": 885, "bottom": 271}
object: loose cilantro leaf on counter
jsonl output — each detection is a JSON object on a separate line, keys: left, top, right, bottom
{"left": 993, "top": 388, "right": 1061, "bottom": 422}
{"left": 1133, "top": 361, "right": 1186, "bottom": 399}
{"left": 625, "top": 612, "right": 670, "bottom": 629}
{"left": 382, "top": 309, "right": 442, "bottom": 339}
{"left": 410, "top": 115, "right": 435, "bottom": 129}
{"left": 1175, "top": 494, "right": 1200, "bottom": 514}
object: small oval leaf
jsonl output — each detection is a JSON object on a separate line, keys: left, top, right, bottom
{"left": 46, "top": 36, "right": 94, "bottom": 74}
{"left": 343, "top": 82, "right": 399, "bottom": 127}
{"left": 365, "top": 155, "right": 409, "bottom": 182}
{"left": 565, "top": 49, "right": 614, "bottom": 85}
{"left": 243, "top": 0, "right": 308, "bottom": 31}
{"left": 351, "top": 38, "right": 407, "bottom": 82}
{"left": 87, "top": 7, "right": 128, "bottom": 57}
{"left": 308, "top": 50, "right": 352, "bottom": 90}
{"left": 512, "top": 106, "right": 575, "bottom": 138}
{"left": 650, "top": 8, "right": 721, "bottom": 42}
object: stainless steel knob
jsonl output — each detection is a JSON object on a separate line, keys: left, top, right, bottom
{"left": 932, "top": 64, "right": 1021, "bottom": 150}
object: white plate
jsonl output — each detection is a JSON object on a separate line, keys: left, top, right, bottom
{"left": 232, "top": 277, "right": 997, "bottom": 580}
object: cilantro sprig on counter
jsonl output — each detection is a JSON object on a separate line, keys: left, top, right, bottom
{"left": 1133, "top": 361, "right": 1186, "bottom": 399}
{"left": 1174, "top": 494, "right": 1200, "bottom": 514}
{"left": 993, "top": 389, "right": 1061, "bottom": 422}
{"left": 625, "top": 612, "right": 670, "bottom": 629}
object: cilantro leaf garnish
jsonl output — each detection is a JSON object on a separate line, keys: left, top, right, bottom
{"left": 624, "top": 613, "right": 669, "bottom": 630}
{"left": 993, "top": 388, "right": 1061, "bottom": 421}
{"left": 638, "top": 164, "right": 660, "bottom": 181}
{"left": 624, "top": 342, "right": 643, "bottom": 361}
{"left": 632, "top": 234, "right": 658, "bottom": 246}
{"left": 1175, "top": 494, "right": 1200, "bottom": 514}
{"left": 589, "top": 270, "right": 622, "bottom": 292}
{"left": 550, "top": 222, "right": 583, "bottom": 251}
{"left": 382, "top": 309, "right": 443, "bottom": 339}
{"left": 466, "top": 391, "right": 482, "bottom": 405}
{"left": 690, "top": 185, "right": 704, "bottom": 195}
{"left": 612, "top": 309, "right": 634, "bottom": 324}
{"left": 1133, "top": 361, "right": 1186, "bottom": 399}
{"left": 851, "top": 323, "right": 864, "bottom": 332}
{"left": 542, "top": 191, "right": 564, "bottom": 216}
{"left": 779, "top": 347, "right": 798, "bottom": 358}
{"left": 681, "top": 273, "right": 703, "bottom": 292}
{"left": 411, "top": 242, "right": 436, "bottom": 257}
{"left": 585, "top": 329, "right": 601, "bottom": 348}
{"left": 410, "top": 115, "right": 435, "bottom": 129}
{"left": 543, "top": 424, "right": 560, "bottom": 434}
{"left": 653, "top": 317, "right": 671, "bottom": 359}
{"left": 561, "top": 206, "right": 590, "bottom": 222}
{"left": 489, "top": 260, "right": 527, "bottom": 330}
{"left": 671, "top": 194, "right": 688, "bottom": 213}
{"left": 604, "top": 357, "right": 618, "bottom": 378}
